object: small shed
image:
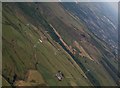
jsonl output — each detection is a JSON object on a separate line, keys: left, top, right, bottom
{"left": 55, "top": 71, "right": 64, "bottom": 81}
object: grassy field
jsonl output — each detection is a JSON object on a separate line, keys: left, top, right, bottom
{"left": 2, "top": 2, "right": 118, "bottom": 86}
{"left": 2, "top": 3, "right": 91, "bottom": 86}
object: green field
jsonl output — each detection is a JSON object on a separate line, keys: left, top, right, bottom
{"left": 2, "top": 2, "right": 118, "bottom": 86}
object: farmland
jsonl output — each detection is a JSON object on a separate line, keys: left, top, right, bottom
{"left": 2, "top": 2, "right": 119, "bottom": 86}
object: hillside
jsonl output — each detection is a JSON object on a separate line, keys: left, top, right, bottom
{"left": 2, "top": 2, "right": 119, "bottom": 86}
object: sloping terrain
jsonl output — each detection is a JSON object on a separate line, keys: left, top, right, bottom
{"left": 61, "top": 2, "right": 118, "bottom": 55}
{"left": 2, "top": 2, "right": 119, "bottom": 86}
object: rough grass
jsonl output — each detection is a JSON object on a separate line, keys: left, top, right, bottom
{"left": 2, "top": 3, "right": 90, "bottom": 86}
